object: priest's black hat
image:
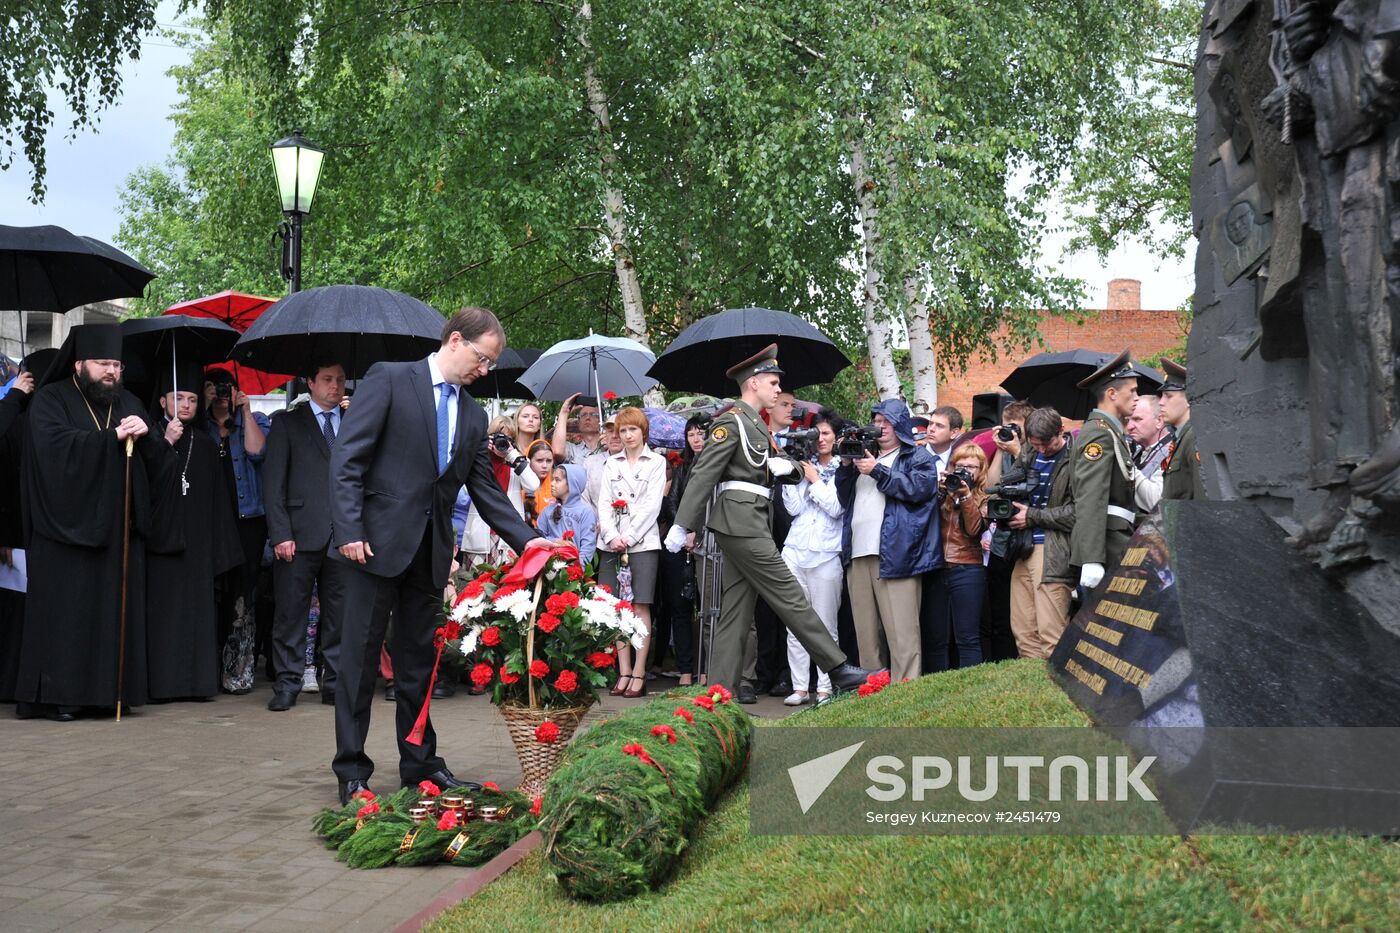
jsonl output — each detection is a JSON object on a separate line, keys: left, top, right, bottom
{"left": 39, "top": 324, "right": 125, "bottom": 387}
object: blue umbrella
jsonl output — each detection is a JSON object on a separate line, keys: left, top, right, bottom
{"left": 642, "top": 407, "right": 687, "bottom": 449}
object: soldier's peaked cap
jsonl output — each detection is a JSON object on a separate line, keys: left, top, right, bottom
{"left": 1075, "top": 347, "right": 1136, "bottom": 391}
{"left": 1160, "top": 358, "right": 1187, "bottom": 392}
{"left": 726, "top": 343, "right": 784, "bottom": 383}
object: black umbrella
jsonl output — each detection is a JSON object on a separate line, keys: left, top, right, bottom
{"left": 470, "top": 347, "right": 542, "bottom": 399}
{"left": 120, "top": 315, "right": 241, "bottom": 398}
{"left": 648, "top": 307, "right": 851, "bottom": 396}
{"left": 229, "top": 284, "right": 445, "bottom": 379}
{"left": 1000, "top": 349, "right": 1163, "bottom": 420}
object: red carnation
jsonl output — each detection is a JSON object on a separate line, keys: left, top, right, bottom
{"left": 530, "top": 796, "right": 542, "bottom": 817}
{"left": 566, "top": 563, "right": 585, "bottom": 581}
{"left": 692, "top": 695, "right": 714, "bottom": 711}
{"left": 586, "top": 651, "right": 615, "bottom": 669}
{"left": 859, "top": 683, "right": 878, "bottom": 697}
{"left": 560, "top": 591, "right": 580, "bottom": 609}
{"left": 463, "top": 580, "right": 485, "bottom": 598}
{"left": 674, "top": 707, "right": 694, "bottom": 723}
{"left": 480, "top": 626, "right": 502, "bottom": 647}
{"left": 611, "top": 499, "right": 628, "bottom": 510}
{"left": 562, "top": 529, "right": 575, "bottom": 540}
{"left": 351, "top": 789, "right": 376, "bottom": 802}
{"left": 470, "top": 662, "right": 494, "bottom": 687}
{"left": 440, "top": 620, "right": 461, "bottom": 641}
{"left": 650, "top": 724, "right": 677, "bottom": 744}
{"left": 554, "top": 670, "right": 579, "bottom": 692}
{"left": 500, "top": 666, "right": 521, "bottom": 685}
{"left": 535, "top": 720, "right": 560, "bottom": 743}
{"left": 617, "top": 600, "right": 633, "bottom": 612}
{"left": 529, "top": 659, "right": 550, "bottom": 679}
{"left": 597, "top": 584, "right": 612, "bottom": 594}
{"left": 870, "top": 671, "right": 892, "bottom": 688}
{"left": 418, "top": 779, "right": 442, "bottom": 796}
{"left": 545, "top": 594, "right": 569, "bottom": 616}
{"left": 494, "top": 581, "right": 523, "bottom": 599}
{"left": 622, "top": 743, "right": 653, "bottom": 765}
{"left": 708, "top": 684, "right": 734, "bottom": 703}
{"left": 537, "top": 613, "right": 561, "bottom": 634}
{"left": 356, "top": 801, "right": 380, "bottom": 818}
{"left": 437, "top": 810, "right": 460, "bottom": 831}
{"left": 603, "top": 391, "right": 617, "bottom": 401}
{"left": 483, "top": 781, "right": 501, "bottom": 792}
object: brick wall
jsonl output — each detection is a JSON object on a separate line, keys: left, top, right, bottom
{"left": 932, "top": 279, "right": 1188, "bottom": 425}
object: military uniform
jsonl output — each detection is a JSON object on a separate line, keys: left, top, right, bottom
{"left": 1159, "top": 360, "right": 1206, "bottom": 501}
{"left": 672, "top": 349, "right": 847, "bottom": 692}
{"left": 1068, "top": 349, "right": 1141, "bottom": 574}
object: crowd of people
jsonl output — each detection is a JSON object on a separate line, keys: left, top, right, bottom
{"left": 0, "top": 322, "right": 1204, "bottom": 724}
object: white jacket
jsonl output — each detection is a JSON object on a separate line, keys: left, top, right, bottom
{"left": 597, "top": 448, "right": 666, "bottom": 552}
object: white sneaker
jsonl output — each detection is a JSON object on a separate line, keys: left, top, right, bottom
{"left": 783, "top": 691, "right": 810, "bottom": 706}
{"left": 302, "top": 667, "right": 320, "bottom": 693}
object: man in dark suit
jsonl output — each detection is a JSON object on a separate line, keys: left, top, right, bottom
{"left": 264, "top": 361, "right": 347, "bottom": 712}
{"left": 327, "top": 308, "right": 546, "bottom": 804}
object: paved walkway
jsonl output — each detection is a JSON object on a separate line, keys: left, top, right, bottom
{"left": 0, "top": 677, "right": 797, "bottom": 932}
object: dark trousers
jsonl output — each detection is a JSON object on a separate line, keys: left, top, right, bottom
{"left": 270, "top": 547, "right": 343, "bottom": 694}
{"left": 926, "top": 564, "right": 987, "bottom": 673}
{"left": 919, "top": 568, "right": 948, "bottom": 674}
{"left": 981, "top": 551, "right": 1018, "bottom": 662}
{"left": 329, "top": 528, "right": 445, "bottom": 784}
{"left": 659, "top": 548, "right": 695, "bottom": 675}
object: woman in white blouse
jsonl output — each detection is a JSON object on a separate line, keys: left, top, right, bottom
{"left": 781, "top": 412, "right": 846, "bottom": 705}
{"left": 597, "top": 407, "right": 666, "bottom": 698}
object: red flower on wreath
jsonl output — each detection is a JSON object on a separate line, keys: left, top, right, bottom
{"left": 554, "top": 670, "right": 578, "bottom": 693}
{"left": 470, "top": 662, "right": 494, "bottom": 688}
{"left": 529, "top": 659, "right": 550, "bottom": 679}
{"left": 418, "top": 780, "right": 442, "bottom": 796}
{"left": 437, "top": 810, "right": 460, "bottom": 831}
{"left": 494, "top": 581, "right": 523, "bottom": 600}
{"left": 870, "top": 671, "right": 892, "bottom": 688}
{"left": 544, "top": 592, "right": 578, "bottom": 615}
{"left": 674, "top": 707, "right": 694, "bottom": 723}
{"left": 483, "top": 781, "right": 501, "bottom": 792}
{"left": 356, "top": 801, "right": 380, "bottom": 818}
{"left": 351, "top": 789, "right": 376, "bottom": 802}
{"left": 650, "top": 724, "right": 677, "bottom": 744}
{"left": 858, "top": 683, "right": 875, "bottom": 697}
{"left": 480, "top": 626, "right": 502, "bottom": 647}
{"left": 535, "top": 721, "right": 561, "bottom": 743}
{"left": 537, "top": 613, "right": 561, "bottom": 634}
{"left": 434, "top": 620, "right": 461, "bottom": 647}
{"left": 603, "top": 391, "right": 617, "bottom": 401}
{"left": 566, "top": 563, "right": 585, "bottom": 581}
{"left": 708, "top": 684, "right": 733, "bottom": 703}
{"left": 530, "top": 797, "right": 543, "bottom": 817}
{"left": 500, "top": 666, "right": 521, "bottom": 685}
{"left": 562, "top": 529, "right": 575, "bottom": 540}
{"left": 692, "top": 695, "right": 715, "bottom": 711}
{"left": 622, "top": 743, "right": 653, "bottom": 766}
{"left": 586, "top": 651, "right": 615, "bottom": 669}
{"left": 464, "top": 580, "right": 485, "bottom": 599}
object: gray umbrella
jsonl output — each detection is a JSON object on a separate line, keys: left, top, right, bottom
{"left": 517, "top": 333, "right": 658, "bottom": 404}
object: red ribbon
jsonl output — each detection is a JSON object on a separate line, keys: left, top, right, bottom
{"left": 408, "top": 541, "right": 581, "bottom": 746}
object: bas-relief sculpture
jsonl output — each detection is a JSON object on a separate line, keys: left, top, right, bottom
{"left": 1194, "top": 0, "right": 1400, "bottom": 631}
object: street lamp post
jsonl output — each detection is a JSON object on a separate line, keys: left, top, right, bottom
{"left": 270, "top": 129, "right": 325, "bottom": 295}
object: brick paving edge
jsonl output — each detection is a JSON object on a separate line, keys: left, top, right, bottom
{"left": 391, "top": 831, "right": 543, "bottom": 933}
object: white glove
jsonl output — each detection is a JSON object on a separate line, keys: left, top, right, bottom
{"left": 1079, "top": 562, "right": 1105, "bottom": 590}
{"left": 664, "top": 524, "right": 688, "bottom": 553}
{"left": 767, "top": 457, "right": 795, "bottom": 478}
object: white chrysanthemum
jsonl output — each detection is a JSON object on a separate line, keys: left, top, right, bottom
{"left": 457, "top": 626, "right": 481, "bottom": 657}
{"left": 494, "top": 587, "right": 534, "bottom": 622}
{"left": 451, "top": 596, "right": 488, "bottom": 623}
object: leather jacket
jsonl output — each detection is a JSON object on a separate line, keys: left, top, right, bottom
{"left": 939, "top": 488, "right": 988, "bottom": 565}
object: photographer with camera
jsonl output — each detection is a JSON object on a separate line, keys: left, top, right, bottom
{"left": 836, "top": 399, "right": 940, "bottom": 682}
{"left": 976, "top": 401, "right": 1034, "bottom": 662}
{"left": 926, "top": 443, "right": 990, "bottom": 672}
{"left": 1003, "top": 407, "right": 1077, "bottom": 658}
{"left": 460, "top": 415, "right": 540, "bottom": 564}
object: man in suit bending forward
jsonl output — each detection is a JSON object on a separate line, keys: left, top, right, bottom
{"left": 327, "top": 307, "right": 547, "bottom": 804}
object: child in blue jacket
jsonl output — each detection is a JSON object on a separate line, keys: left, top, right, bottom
{"left": 536, "top": 462, "right": 598, "bottom": 565}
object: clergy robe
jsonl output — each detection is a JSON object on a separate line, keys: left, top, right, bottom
{"left": 0, "top": 388, "right": 28, "bottom": 702}
{"left": 145, "top": 424, "right": 243, "bottom": 700}
{"left": 16, "top": 378, "right": 171, "bottom": 709}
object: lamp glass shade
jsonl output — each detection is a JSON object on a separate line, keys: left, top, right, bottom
{"left": 270, "top": 132, "right": 324, "bottom": 214}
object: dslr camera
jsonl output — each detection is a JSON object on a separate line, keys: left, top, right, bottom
{"left": 783, "top": 427, "right": 821, "bottom": 462}
{"left": 943, "top": 467, "right": 975, "bottom": 490}
{"left": 489, "top": 432, "right": 513, "bottom": 454}
{"left": 985, "top": 466, "right": 1038, "bottom": 522}
{"left": 214, "top": 383, "right": 233, "bottom": 401}
{"left": 836, "top": 423, "right": 882, "bottom": 459}
{"left": 995, "top": 422, "right": 1023, "bottom": 443}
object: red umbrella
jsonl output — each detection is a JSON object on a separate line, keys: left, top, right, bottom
{"left": 164, "top": 290, "right": 291, "bottom": 395}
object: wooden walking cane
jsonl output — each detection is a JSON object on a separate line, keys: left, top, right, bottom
{"left": 116, "top": 435, "right": 134, "bottom": 722}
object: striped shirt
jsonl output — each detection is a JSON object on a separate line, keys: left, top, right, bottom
{"left": 1028, "top": 453, "right": 1057, "bottom": 546}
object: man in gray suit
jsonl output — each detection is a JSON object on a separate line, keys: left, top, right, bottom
{"left": 327, "top": 307, "right": 547, "bottom": 804}
{"left": 264, "top": 361, "right": 347, "bottom": 712}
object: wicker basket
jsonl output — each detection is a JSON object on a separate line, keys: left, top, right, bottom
{"left": 500, "top": 701, "right": 592, "bottom": 798}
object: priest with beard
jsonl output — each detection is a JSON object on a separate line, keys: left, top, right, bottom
{"left": 145, "top": 358, "right": 243, "bottom": 702}
{"left": 14, "top": 325, "right": 173, "bottom": 722}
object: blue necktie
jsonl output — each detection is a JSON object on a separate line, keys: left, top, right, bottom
{"left": 322, "top": 411, "right": 336, "bottom": 449}
{"left": 437, "top": 383, "right": 454, "bottom": 473}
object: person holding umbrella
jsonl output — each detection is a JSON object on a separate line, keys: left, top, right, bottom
{"left": 665, "top": 344, "right": 881, "bottom": 696}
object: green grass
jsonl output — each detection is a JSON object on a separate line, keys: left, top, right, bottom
{"left": 429, "top": 660, "right": 1400, "bottom": 932}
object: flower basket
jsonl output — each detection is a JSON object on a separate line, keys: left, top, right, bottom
{"left": 500, "top": 701, "right": 591, "bottom": 797}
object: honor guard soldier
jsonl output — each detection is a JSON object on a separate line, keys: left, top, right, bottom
{"left": 666, "top": 344, "right": 880, "bottom": 694}
{"left": 1069, "top": 349, "right": 1140, "bottom": 592}
{"left": 1159, "top": 359, "right": 1206, "bottom": 501}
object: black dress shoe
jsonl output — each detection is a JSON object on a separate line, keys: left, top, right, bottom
{"left": 320, "top": 689, "right": 336, "bottom": 706}
{"left": 828, "top": 662, "right": 885, "bottom": 693}
{"left": 432, "top": 680, "right": 455, "bottom": 699}
{"left": 768, "top": 679, "right": 792, "bottom": 697}
{"left": 338, "top": 778, "right": 374, "bottom": 807}
{"left": 267, "top": 690, "right": 297, "bottom": 712}
{"left": 405, "top": 768, "right": 480, "bottom": 792}
{"left": 384, "top": 683, "right": 397, "bottom": 702}
{"left": 737, "top": 684, "right": 757, "bottom": 705}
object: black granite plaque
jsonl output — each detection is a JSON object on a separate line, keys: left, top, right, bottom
{"left": 1049, "top": 501, "right": 1400, "bottom": 832}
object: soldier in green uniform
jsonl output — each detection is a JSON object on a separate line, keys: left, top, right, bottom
{"left": 666, "top": 345, "right": 879, "bottom": 694}
{"left": 1159, "top": 359, "right": 1207, "bottom": 501}
{"left": 1069, "top": 349, "right": 1141, "bottom": 591}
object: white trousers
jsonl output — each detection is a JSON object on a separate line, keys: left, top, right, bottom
{"left": 783, "top": 552, "right": 843, "bottom": 693}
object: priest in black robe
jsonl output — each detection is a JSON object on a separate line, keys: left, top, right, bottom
{"left": 15, "top": 325, "right": 172, "bottom": 721}
{"left": 145, "top": 359, "right": 243, "bottom": 701}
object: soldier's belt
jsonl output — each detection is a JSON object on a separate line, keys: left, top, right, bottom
{"left": 715, "top": 480, "right": 771, "bottom": 497}
{"left": 1106, "top": 505, "right": 1135, "bottom": 522}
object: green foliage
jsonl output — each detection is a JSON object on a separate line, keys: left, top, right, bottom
{"left": 541, "top": 686, "right": 751, "bottom": 902}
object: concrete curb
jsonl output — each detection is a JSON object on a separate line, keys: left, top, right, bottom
{"left": 391, "top": 831, "right": 543, "bottom": 932}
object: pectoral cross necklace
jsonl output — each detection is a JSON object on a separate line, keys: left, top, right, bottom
{"left": 179, "top": 431, "right": 194, "bottom": 496}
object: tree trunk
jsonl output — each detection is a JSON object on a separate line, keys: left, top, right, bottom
{"left": 847, "top": 137, "right": 902, "bottom": 400}
{"left": 903, "top": 275, "right": 937, "bottom": 412}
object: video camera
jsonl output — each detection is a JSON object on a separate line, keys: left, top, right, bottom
{"left": 783, "top": 427, "right": 821, "bottom": 461}
{"left": 985, "top": 467, "right": 1038, "bottom": 522}
{"left": 836, "top": 423, "right": 882, "bottom": 459}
